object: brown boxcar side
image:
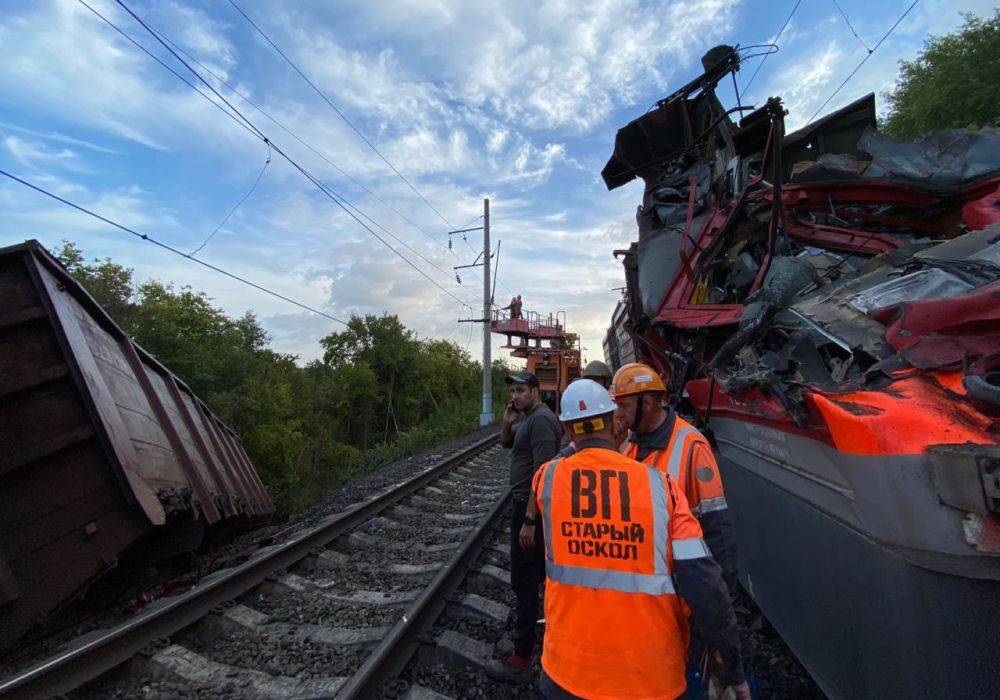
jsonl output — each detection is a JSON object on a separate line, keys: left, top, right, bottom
{"left": 0, "top": 240, "right": 273, "bottom": 650}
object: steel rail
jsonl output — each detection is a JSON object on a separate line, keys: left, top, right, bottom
{"left": 0, "top": 432, "right": 500, "bottom": 699}
{"left": 338, "top": 485, "right": 511, "bottom": 698}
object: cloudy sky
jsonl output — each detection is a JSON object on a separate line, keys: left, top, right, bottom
{"left": 0, "top": 0, "right": 992, "bottom": 368}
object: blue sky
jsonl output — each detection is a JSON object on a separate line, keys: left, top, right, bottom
{"left": 0, "top": 0, "right": 993, "bottom": 365}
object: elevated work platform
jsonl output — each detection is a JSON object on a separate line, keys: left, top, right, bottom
{"left": 491, "top": 306, "right": 579, "bottom": 409}
{"left": 490, "top": 309, "right": 566, "bottom": 346}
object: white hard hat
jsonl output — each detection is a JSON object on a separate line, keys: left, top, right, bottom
{"left": 559, "top": 379, "right": 616, "bottom": 423}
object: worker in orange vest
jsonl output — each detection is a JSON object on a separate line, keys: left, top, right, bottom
{"left": 612, "top": 363, "right": 738, "bottom": 594}
{"left": 519, "top": 379, "right": 749, "bottom": 699}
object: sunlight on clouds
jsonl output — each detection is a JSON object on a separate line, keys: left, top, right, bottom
{"left": 3, "top": 0, "right": 988, "bottom": 364}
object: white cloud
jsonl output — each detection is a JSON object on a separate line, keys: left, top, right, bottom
{"left": 0, "top": 0, "right": 262, "bottom": 157}
{"left": 5, "top": 0, "right": 989, "bottom": 368}
{"left": 0, "top": 120, "right": 119, "bottom": 154}
{"left": 749, "top": 0, "right": 997, "bottom": 130}
{"left": 4, "top": 135, "right": 85, "bottom": 170}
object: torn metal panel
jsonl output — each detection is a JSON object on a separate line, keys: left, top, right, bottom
{"left": 872, "top": 279, "right": 1000, "bottom": 369}
{"left": 782, "top": 93, "right": 877, "bottom": 180}
{"left": 604, "top": 54, "right": 1000, "bottom": 700}
{"left": 846, "top": 268, "right": 974, "bottom": 313}
{"left": 860, "top": 126, "right": 1000, "bottom": 187}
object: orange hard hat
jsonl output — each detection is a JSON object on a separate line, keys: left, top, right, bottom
{"left": 611, "top": 362, "right": 666, "bottom": 398}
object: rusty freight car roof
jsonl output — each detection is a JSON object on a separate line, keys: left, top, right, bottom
{"left": 0, "top": 239, "right": 274, "bottom": 523}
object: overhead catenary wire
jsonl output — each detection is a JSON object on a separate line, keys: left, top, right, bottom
{"left": 76, "top": 0, "right": 259, "bottom": 141}
{"left": 191, "top": 142, "right": 271, "bottom": 256}
{"left": 150, "top": 26, "right": 457, "bottom": 259}
{"left": 138, "top": 24, "right": 466, "bottom": 283}
{"left": 808, "top": 0, "right": 920, "bottom": 122}
{"left": 111, "top": 0, "right": 476, "bottom": 311}
{"left": 226, "top": 0, "right": 456, "bottom": 231}
{"left": 831, "top": 0, "right": 873, "bottom": 52}
{"left": 743, "top": 0, "right": 803, "bottom": 92}
{"left": 0, "top": 168, "right": 348, "bottom": 325}
{"left": 448, "top": 212, "right": 515, "bottom": 307}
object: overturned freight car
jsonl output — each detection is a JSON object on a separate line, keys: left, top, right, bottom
{"left": 603, "top": 46, "right": 1000, "bottom": 699}
{"left": 0, "top": 240, "right": 273, "bottom": 651}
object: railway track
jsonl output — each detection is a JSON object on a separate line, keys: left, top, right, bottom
{"left": 0, "top": 432, "right": 525, "bottom": 699}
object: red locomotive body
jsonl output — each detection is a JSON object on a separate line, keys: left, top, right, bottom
{"left": 602, "top": 46, "right": 1000, "bottom": 698}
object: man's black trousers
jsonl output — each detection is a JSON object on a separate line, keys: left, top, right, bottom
{"left": 510, "top": 496, "right": 545, "bottom": 657}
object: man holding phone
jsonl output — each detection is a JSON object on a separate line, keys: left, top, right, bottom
{"left": 497, "top": 370, "right": 562, "bottom": 678}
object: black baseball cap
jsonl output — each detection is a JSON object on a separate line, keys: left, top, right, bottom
{"left": 505, "top": 371, "right": 539, "bottom": 388}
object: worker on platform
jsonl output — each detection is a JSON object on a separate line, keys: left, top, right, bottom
{"left": 504, "top": 294, "right": 523, "bottom": 320}
{"left": 498, "top": 370, "right": 563, "bottom": 677}
{"left": 612, "top": 363, "right": 738, "bottom": 594}
{"left": 518, "top": 380, "right": 749, "bottom": 699}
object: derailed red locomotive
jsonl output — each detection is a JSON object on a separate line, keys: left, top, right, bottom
{"left": 0, "top": 240, "right": 273, "bottom": 652}
{"left": 602, "top": 46, "right": 999, "bottom": 698}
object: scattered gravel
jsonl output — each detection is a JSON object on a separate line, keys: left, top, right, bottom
{"left": 187, "top": 631, "right": 368, "bottom": 679}
{"left": 82, "top": 677, "right": 238, "bottom": 700}
{"left": 6, "top": 416, "right": 826, "bottom": 700}
{"left": 246, "top": 590, "right": 405, "bottom": 629}
{"left": 734, "top": 590, "right": 825, "bottom": 698}
{"left": 289, "top": 424, "right": 503, "bottom": 530}
{"left": 437, "top": 614, "right": 507, "bottom": 645}
{"left": 405, "top": 664, "right": 534, "bottom": 700}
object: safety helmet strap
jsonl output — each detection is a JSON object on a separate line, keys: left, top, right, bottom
{"left": 632, "top": 391, "right": 646, "bottom": 431}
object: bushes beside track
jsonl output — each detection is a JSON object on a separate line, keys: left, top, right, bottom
{"left": 56, "top": 242, "right": 511, "bottom": 517}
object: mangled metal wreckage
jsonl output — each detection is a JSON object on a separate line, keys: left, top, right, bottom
{"left": 603, "top": 46, "right": 1000, "bottom": 699}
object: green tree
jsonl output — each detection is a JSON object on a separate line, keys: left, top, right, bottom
{"left": 883, "top": 11, "right": 1000, "bottom": 139}
{"left": 55, "top": 241, "right": 137, "bottom": 329}
{"left": 53, "top": 243, "right": 500, "bottom": 517}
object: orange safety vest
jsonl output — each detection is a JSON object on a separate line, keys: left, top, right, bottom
{"left": 532, "top": 445, "right": 709, "bottom": 700}
{"left": 624, "top": 415, "right": 727, "bottom": 518}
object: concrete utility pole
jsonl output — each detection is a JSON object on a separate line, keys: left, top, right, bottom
{"left": 480, "top": 198, "right": 492, "bottom": 427}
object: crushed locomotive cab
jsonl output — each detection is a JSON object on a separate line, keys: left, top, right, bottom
{"left": 602, "top": 45, "right": 1000, "bottom": 700}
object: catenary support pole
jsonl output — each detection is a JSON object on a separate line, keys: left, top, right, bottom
{"left": 480, "top": 198, "right": 492, "bottom": 427}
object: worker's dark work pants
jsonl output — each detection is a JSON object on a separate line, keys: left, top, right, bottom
{"left": 510, "top": 496, "right": 545, "bottom": 657}
{"left": 537, "top": 670, "right": 582, "bottom": 699}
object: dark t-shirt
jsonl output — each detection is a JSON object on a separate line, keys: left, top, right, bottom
{"left": 629, "top": 410, "right": 677, "bottom": 461}
{"left": 504, "top": 402, "right": 562, "bottom": 500}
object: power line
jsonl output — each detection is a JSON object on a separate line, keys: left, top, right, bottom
{"left": 144, "top": 27, "right": 463, "bottom": 279}
{"left": 451, "top": 212, "right": 517, "bottom": 302}
{"left": 226, "top": 0, "right": 456, "bottom": 231}
{"left": 448, "top": 212, "right": 513, "bottom": 306}
{"left": 192, "top": 142, "right": 271, "bottom": 256}
{"left": 77, "top": 0, "right": 258, "bottom": 140}
{"left": 831, "top": 0, "right": 873, "bottom": 52}
{"left": 153, "top": 27, "right": 456, "bottom": 259}
{"left": 0, "top": 167, "right": 347, "bottom": 325}
{"left": 112, "top": 0, "right": 474, "bottom": 308}
{"left": 808, "top": 0, "right": 920, "bottom": 122}
{"left": 743, "top": 0, "right": 803, "bottom": 92}
{"left": 111, "top": 0, "right": 475, "bottom": 311}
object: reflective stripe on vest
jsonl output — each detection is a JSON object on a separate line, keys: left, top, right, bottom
{"left": 691, "top": 495, "right": 728, "bottom": 516}
{"left": 542, "top": 458, "right": 560, "bottom": 564}
{"left": 658, "top": 425, "right": 698, "bottom": 482}
{"left": 672, "top": 536, "right": 711, "bottom": 560}
{"left": 539, "top": 459, "right": 674, "bottom": 595}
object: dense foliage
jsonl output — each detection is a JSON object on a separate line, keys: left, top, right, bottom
{"left": 56, "top": 242, "right": 510, "bottom": 516}
{"left": 883, "top": 11, "right": 1000, "bottom": 139}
